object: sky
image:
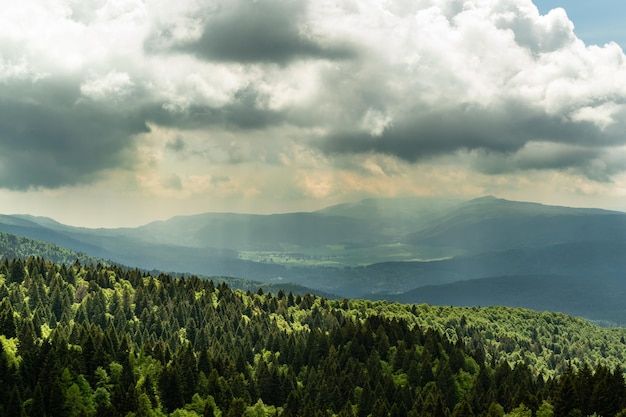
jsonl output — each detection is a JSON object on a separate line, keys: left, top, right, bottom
{"left": 1, "top": 0, "right": 626, "bottom": 227}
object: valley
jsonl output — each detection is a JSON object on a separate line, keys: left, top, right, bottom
{"left": 2, "top": 195, "right": 626, "bottom": 324}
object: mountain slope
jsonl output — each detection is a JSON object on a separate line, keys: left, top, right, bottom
{"left": 387, "top": 273, "right": 626, "bottom": 325}
{"left": 4, "top": 258, "right": 626, "bottom": 415}
{"left": 0, "top": 231, "right": 107, "bottom": 265}
{"left": 404, "top": 196, "right": 626, "bottom": 254}
{"left": 0, "top": 196, "right": 467, "bottom": 273}
{"left": 3, "top": 196, "right": 626, "bottom": 324}
{"left": 0, "top": 230, "right": 334, "bottom": 298}
{"left": 136, "top": 212, "right": 380, "bottom": 250}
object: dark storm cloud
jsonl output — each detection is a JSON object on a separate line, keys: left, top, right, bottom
{"left": 145, "top": 0, "right": 356, "bottom": 64}
{"left": 317, "top": 100, "right": 622, "bottom": 175}
{"left": 0, "top": 78, "right": 149, "bottom": 190}
{"left": 145, "top": 86, "right": 286, "bottom": 131}
{"left": 476, "top": 142, "right": 626, "bottom": 183}
{"left": 475, "top": 145, "right": 603, "bottom": 175}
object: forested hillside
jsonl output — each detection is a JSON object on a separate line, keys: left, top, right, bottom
{"left": 0, "top": 231, "right": 332, "bottom": 301}
{"left": 0, "top": 232, "right": 106, "bottom": 266}
{"left": 5, "top": 197, "right": 626, "bottom": 325}
{"left": 2, "top": 258, "right": 626, "bottom": 416}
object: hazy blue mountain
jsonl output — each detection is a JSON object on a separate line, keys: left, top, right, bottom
{"left": 126, "top": 196, "right": 460, "bottom": 251}
{"left": 0, "top": 231, "right": 107, "bottom": 265}
{"left": 404, "top": 196, "right": 625, "bottom": 255}
{"left": 0, "top": 196, "right": 464, "bottom": 270}
{"left": 0, "top": 229, "right": 332, "bottom": 297}
{"left": 3, "top": 196, "right": 626, "bottom": 323}
{"left": 134, "top": 212, "right": 379, "bottom": 250}
{"left": 276, "top": 240, "right": 626, "bottom": 299}
{"left": 0, "top": 214, "right": 275, "bottom": 278}
{"left": 385, "top": 272, "right": 626, "bottom": 326}
{"left": 315, "top": 196, "right": 461, "bottom": 237}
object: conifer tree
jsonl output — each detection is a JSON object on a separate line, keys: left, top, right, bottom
{"left": 7, "top": 259, "right": 25, "bottom": 284}
{"left": 451, "top": 399, "right": 474, "bottom": 417}
{"left": 0, "top": 298, "right": 16, "bottom": 338}
{"left": 554, "top": 370, "right": 578, "bottom": 417}
{"left": 485, "top": 402, "right": 504, "bottom": 417}
{"left": 422, "top": 388, "right": 450, "bottom": 417}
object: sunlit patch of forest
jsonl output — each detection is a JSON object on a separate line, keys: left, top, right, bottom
{"left": 1, "top": 257, "right": 626, "bottom": 416}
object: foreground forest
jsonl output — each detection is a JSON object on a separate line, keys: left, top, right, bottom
{"left": 2, "top": 258, "right": 626, "bottom": 416}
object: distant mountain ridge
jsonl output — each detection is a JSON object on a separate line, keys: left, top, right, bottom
{"left": 405, "top": 196, "right": 625, "bottom": 254}
{"left": 0, "top": 231, "right": 106, "bottom": 266}
{"left": 386, "top": 272, "right": 626, "bottom": 325}
{"left": 3, "top": 196, "right": 626, "bottom": 324}
{"left": 0, "top": 230, "right": 334, "bottom": 298}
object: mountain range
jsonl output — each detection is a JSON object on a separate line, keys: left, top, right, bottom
{"left": 2, "top": 195, "right": 626, "bottom": 325}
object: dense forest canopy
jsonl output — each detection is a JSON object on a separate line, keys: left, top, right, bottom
{"left": 1, "top": 257, "right": 626, "bottom": 416}
{"left": 0, "top": 232, "right": 107, "bottom": 266}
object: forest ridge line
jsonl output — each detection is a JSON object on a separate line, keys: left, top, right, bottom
{"left": 2, "top": 196, "right": 626, "bottom": 325}
{"left": 2, "top": 257, "right": 626, "bottom": 416}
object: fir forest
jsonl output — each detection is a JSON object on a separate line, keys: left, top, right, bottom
{"left": 3, "top": 256, "right": 626, "bottom": 417}
{"left": 4, "top": 0, "right": 626, "bottom": 415}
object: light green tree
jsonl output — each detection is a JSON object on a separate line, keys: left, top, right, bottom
{"left": 536, "top": 401, "right": 554, "bottom": 417}
{"left": 507, "top": 404, "right": 532, "bottom": 417}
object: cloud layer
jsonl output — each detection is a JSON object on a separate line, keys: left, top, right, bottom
{"left": 146, "top": 0, "right": 356, "bottom": 64}
{"left": 1, "top": 0, "right": 626, "bottom": 219}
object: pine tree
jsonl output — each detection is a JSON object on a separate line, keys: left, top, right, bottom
{"left": 7, "top": 259, "right": 25, "bottom": 284}
{"left": 357, "top": 383, "right": 374, "bottom": 417}
{"left": 0, "top": 298, "right": 16, "bottom": 338}
{"left": 226, "top": 398, "right": 246, "bottom": 417}
{"left": 590, "top": 364, "right": 625, "bottom": 417}
{"left": 29, "top": 383, "right": 47, "bottom": 417}
{"left": 371, "top": 398, "right": 390, "bottom": 417}
{"left": 135, "top": 393, "right": 154, "bottom": 417}
{"left": 485, "top": 402, "right": 504, "bottom": 417}
{"left": 5, "top": 386, "right": 25, "bottom": 417}
{"left": 554, "top": 370, "right": 578, "bottom": 417}
{"left": 0, "top": 343, "right": 14, "bottom": 405}
{"left": 17, "top": 317, "right": 38, "bottom": 389}
{"left": 451, "top": 399, "right": 474, "bottom": 417}
{"left": 422, "top": 388, "right": 450, "bottom": 417}
{"left": 436, "top": 361, "right": 457, "bottom": 411}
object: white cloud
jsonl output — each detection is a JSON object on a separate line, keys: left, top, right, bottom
{"left": 81, "top": 70, "right": 134, "bottom": 101}
{"left": 570, "top": 103, "right": 622, "bottom": 129}
{"left": 2, "top": 0, "right": 626, "bottom": 224}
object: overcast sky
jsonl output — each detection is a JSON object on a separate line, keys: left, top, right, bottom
{"left": 1, "top": 0, "right": 626, "bottom": 227}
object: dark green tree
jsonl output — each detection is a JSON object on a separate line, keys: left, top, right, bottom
{"left": 451, "top": 399, "right": 474, "bottom": 417}
{"left": 0, "top": 298, "right": 16, "bottom": 338}
{"left": 422, "top": 388, "right": 450, "bottom": 417}
{"left": 7, "top": 259, "right": 25, "bottom": 284}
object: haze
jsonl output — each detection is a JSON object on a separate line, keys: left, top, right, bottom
{"left": 1, "top": 0, "right": 626, "bottom": 227}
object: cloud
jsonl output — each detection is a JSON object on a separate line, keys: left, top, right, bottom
{"left": 210, "top": 174, "right": 230, "bottom": 185}
{"left": 306, "top": 0, "right": 626, "bottom": 180}
{"left": 0, "top": 77, "right": 149, "bottom": 189}
{"left": 65, "top": 0, "right": 109, "bottom": 25}
{"left": 317, "top": 99, "right": 625, "bottom": 166}
{"left": 80, "top": 71, "right": 135, "bottom": 102}
{"left": 145, "top": 0, "right": 357, "bottom": 65}
{"left": 143, "top": 85, "right": 288, "bottom": 131}
{"left": 166, "top": 137, "right": 187, "bottom": 153}
{"left": 2, "top": 0, "right": 626, "bottom": 199}
{"left": 496, "top": 6, "right": 576, "bottom": 54}
{"left": 161, "top": 173, "right": 183, "bottom": 190}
